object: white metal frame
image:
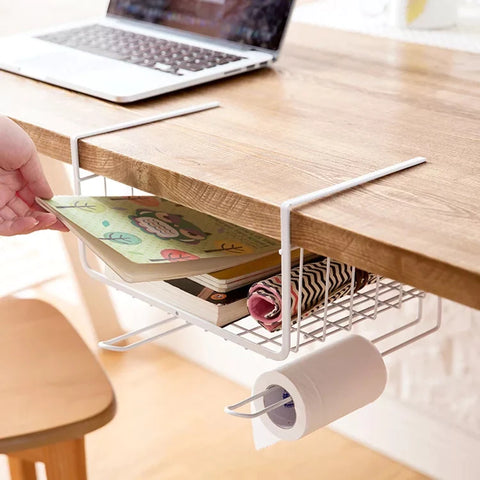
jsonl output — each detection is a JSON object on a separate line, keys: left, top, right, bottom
{"left": 277, "top": 157, "right": 427, "bottom": 360}
{"left": 67, "top": 106, "right": 441, "bottom": 368}
{"left": 225, "top": 296, "right": 442, "bottom": 419}
{"left": 70, "top": 101, "right": 220, "bottom": 195}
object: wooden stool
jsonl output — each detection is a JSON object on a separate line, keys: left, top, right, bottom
{"left": 0, "top": 298, "right": 116, "bottom": 480}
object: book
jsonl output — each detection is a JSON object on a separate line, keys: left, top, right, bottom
{"left": 105, "top": 267, "right": 250, "bottom": 327}
{"left": 190, "top": 250, "right": 321, "bottom": 292}
{"left": 37, "top": 196, "right": 280, "bottom": 283}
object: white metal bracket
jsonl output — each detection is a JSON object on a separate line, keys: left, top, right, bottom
{"left": 67, "top": 108, "right": 436, "bottom": 361}
{"left": 70, "top": 101, "right": 220, "bottom": 195}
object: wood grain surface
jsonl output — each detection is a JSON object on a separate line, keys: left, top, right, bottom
{"left": 1, "top": 0, "right": 479, "bottom": 308}
{"left": 0, "top": 298, "right": 115, "bottom": 453}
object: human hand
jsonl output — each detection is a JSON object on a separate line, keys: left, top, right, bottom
{"left": 0, "top": 116, "right": 67, "bottom": 236}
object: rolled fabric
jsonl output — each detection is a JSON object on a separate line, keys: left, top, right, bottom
{"left": 247, "top": 258, "right": 374, "bottom": 332}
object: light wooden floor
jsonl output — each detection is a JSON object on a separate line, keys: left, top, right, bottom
{"left": 0, "top": 236, "right": 428, "bottom": 480}
{"left": 77, "top": 344, "right": 428, "bottom": 480}
{"left": 0, "top": 236, "right": 427, "bottom": 480}
{"left": 0, "top": 276, "right": 428, "bottom": 480}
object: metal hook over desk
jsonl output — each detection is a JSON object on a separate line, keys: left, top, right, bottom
{"left": 67, "top": 107, "right": 436, "bottom": 361}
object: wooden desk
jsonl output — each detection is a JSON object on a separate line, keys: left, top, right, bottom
{"left": 1, "top": 1, "right": 479, "bottom": 311}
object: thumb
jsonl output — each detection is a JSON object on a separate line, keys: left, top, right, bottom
{"left": 20, "top": 149, "right": 53, "bottom": 200}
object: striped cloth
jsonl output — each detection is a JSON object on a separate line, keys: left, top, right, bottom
{"left": 247, "top": 258, "right": 375, "bottom": 332}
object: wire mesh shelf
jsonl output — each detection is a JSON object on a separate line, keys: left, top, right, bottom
{"left": 223, "top": 277, "right": 424, "bottom": 353}
{"left": 66, "top": 104, "right": 441, "bottom": 361}
{"left": 89, "top": 257, "right": 434, "bottom": 359}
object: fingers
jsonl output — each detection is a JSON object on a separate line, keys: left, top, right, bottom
{"left": 47, "top": 220, "right": 69, "bottom": 232}
{"left": 4, "top": 195, "right": 30, "bottom": 217}
{"left": 0, "top": 116, "right": 53, "bottom": 200}
{"left": 2, "top": 195, "right": 69, "bottom": 233}
{"left": 0, "top": 118, "right": 64, "bottom": 237}
{"left": 0, "top": 204, "right": 17, "bottom": 220}
{"left": 16, "top": 184, "right": 37, "bottom": 207}
{"left": 0, "top": 195, "right": 67, "bottom": 235}
{"left": 26, "top": 209, "right": 68, "bottom": 231}
{"left": 0, "top": 213, "right": 68, "bottom": 236}
{"left": 23, "top": 201, "right": 69, "bottom": 231}
{"left": 0, "top": 217, "right": 40, "bottom": 236}
{"left": 30, "top": 211, "right": 59, "bottom": 228}
{"left": 19, "top": 149, "right": 54, "bottom": 200}
{"left": 36, "top": 213, "right": 69, "bottom": 232}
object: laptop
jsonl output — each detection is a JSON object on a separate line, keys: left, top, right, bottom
{"left": 0, "top": 0, "right": 295, "bottom": 103}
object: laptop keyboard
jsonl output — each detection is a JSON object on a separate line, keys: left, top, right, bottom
{"left": 37, "top": 24, "right": 245, "bottom": 75}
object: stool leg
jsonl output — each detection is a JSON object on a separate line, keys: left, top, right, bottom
{"left": 42, "top": 438, "right": 87, "bottom": 480}
{"left": 8, "top": 456, "right": 37, "bottom": 480}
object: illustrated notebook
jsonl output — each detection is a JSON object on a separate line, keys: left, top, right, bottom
{"left": 37, "top": 196, "right": 280, "bottom": 283}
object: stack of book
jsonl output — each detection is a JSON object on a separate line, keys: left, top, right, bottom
{"left": 190, "top": 249, "right": 309, "bottom": 292}
{"left": 38, "top": 195, "right": 305, "bottom": 326}
{"left": 105, "top": 267, "right": 253, "bottom": 327}
{"left": 105, "top": 249, "right": 313, "bottom": 327}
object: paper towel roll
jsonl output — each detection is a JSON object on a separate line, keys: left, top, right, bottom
{"left": 252, "top": 335, "right": 387, "bottom": 442}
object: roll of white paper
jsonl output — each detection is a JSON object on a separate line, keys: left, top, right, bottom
{"left": 252, "top": 335, "right": 387, "bottom": 442}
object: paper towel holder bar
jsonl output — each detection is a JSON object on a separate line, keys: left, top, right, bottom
{"left": 224, "top": 296, "right": 442, "bottom": 420}
{"left": 224, "top": 386, "right": 292, "bottom": 419}
{"left": 98, "top": 314, "right": 190, "bottom": 352}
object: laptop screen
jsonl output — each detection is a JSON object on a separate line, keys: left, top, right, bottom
{"left": 107, "top": 0, "right": 294, "bottom": 52}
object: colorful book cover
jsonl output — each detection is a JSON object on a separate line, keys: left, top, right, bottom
{"left": 40, "top": 196, "right": 279, "bottom": 265}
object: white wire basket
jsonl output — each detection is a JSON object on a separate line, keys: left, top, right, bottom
{"left": 67, "top": 103, "right": 442, "bottom": 361}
